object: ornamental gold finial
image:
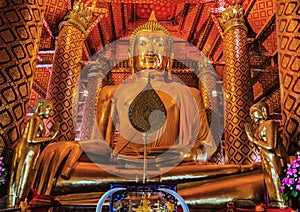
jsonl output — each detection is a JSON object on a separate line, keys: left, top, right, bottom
{"left": 148, "top": 10, "right": 157, "bottom": 22}
{"left": 59, "top": 0, "right": 93, "bottom": 35}
{"left": 220, "top": 5, "right": 246, "bottom": 33}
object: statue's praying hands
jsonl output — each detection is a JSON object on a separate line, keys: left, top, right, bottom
{"left": 244, "top": 122, "right": 254, "bottom": 143}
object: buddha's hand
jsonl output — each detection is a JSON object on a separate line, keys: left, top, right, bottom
{"left": 34, "top": 141, "right": 83, "bottom": 195}
{"left": 48, "top": 122, "right": 60, "bottom": 139}
{"left": 189, "top": 146, "right": 207, "bottom": 162}
{"left": 245, "top": 123, "right": 254, "bottom": 142}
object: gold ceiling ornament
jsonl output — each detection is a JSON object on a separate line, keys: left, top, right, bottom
{"left": 87, "top": 0, "right": 108, "bottom": 14}
{"left": 59, "top": 0, "right": 93, "bottom": 35}
{"left": 130, "top": 11, "right": 173, "bottom": 56}
{"left": 86, "top": 0, "right": 108, "bottom": 34}
{"left": 128, "top": 74, "right": 167, "bottom": 133}
{"left": 220, "top": 5, "right": 247, "bottom": 34}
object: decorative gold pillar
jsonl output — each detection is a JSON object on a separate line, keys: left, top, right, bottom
{"left": 220, "top": 5, "right": 258, "bottom": 164}
{"left": 46, "top": 1, "right": 93, "bottom": 141}
{"left": 275, "top": 0, "right": 300, "bottom": 154}
{"left": 0, "top": 0, "right": 45, "bottom": 147}
{"left": 79, "top": 59, "right": 109, "bottom": 140}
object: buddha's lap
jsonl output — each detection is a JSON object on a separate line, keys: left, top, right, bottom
{"left": 52, "top": 161, "right": 263, "bottom": 194}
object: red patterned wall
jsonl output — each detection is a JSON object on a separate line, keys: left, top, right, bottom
{"left": 35, "top": 68, "right": 50, "bottom": 89}
{"left": 263, "top": 30, "right": 278, "bottom": 54}
{"left": 136, "top": 3, "right": 175, "bottom": 19}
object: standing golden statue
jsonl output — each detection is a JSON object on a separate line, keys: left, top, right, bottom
{"left": 136, "top": 193, "right": 151, "bottom": 212}
{"left": 245, "top": 102, "right": 288, "bottom": 208}
{"left": 7, "top": 98, "right": 59, "bottom": 210}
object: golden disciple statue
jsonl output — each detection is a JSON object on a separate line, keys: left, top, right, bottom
{"left": 245, "top": 102, "right": 288, "bottom": 208}
{"left": 7, "top": 99, "right": 59, "bottom": 209}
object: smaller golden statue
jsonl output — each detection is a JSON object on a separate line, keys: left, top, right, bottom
{"left": 136, "top": 193, "right": 151, "bottom": 212}
{"left": 245, "top": 102, "right": 288, "bottom": 208}
{"left": 7, "top": 99, "right": 59, "bottom": 210}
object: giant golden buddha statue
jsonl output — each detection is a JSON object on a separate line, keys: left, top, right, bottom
{"left": 31, "top": 12, "right": 266, "bottom": 210}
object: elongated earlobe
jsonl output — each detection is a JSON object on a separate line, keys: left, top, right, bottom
{"left": 128, "top": 49, "right": 134, "bottom": 75}
{"left": 167, "top": 54, "right": 174, "bottom": 79}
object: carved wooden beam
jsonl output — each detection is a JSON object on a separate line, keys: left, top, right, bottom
{"left": 197, "top": 16, "right": 213, "bottom": 50}
{"left": 97, "top": 22, "right": 105, "bottom": 47}
{"left": 180, "top": 3, "right": 191, "bottom": 31}
{"left": 109, "top": 3, "right": 117, "bottom": 40}
{"left": 255, "top": 13, "right": 276, "bottom": 43}
{"left": 209, "top": 34, "right": 222, "bottom": 59}
{"left": 187, "top": 4, "right": 204, "bottom": 42}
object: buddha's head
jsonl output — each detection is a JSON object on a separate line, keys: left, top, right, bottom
{"left": 129, "top": 11, "right": 173, "bottom": 73}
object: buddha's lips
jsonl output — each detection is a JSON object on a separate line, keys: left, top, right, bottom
{"left": 143, "top": 55, "right": 160, "bottom": 63}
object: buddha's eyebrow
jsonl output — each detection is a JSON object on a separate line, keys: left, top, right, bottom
{"left": 136, "top": 36, "right": 149, "bottom": 41}
{"left": 155, "top": 36, "right": 166, "bottom": 39}
{"left": 154, "top": 37, "right": 166, "bottom": 42}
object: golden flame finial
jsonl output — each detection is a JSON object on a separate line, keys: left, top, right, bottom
{"left": 148, "top": 10, "right": 157, "bottom": 22}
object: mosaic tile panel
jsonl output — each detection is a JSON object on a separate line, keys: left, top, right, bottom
{"left": 34, "top": 67, "right": 50, "bottom": 91}
{"left": 39, "top": 28, "right": 53, "bottom": 49}
{"left": 136, "top": 3, "right": 176, "bottom": 20}
{"left": 263, "top": 30, "right": 278, "bottom": 54}
{"left": 28, "top": 90, "right": 42, "bottom": 112}
{"left": 265, "top": 88, "right": 281, "bottom": 116}
{"left": 248, "top": 0, "right": 275, "bottom": 33}
{"left": 0, "top": 0, "right": 45, "bottom": 147}
{"left": 44, "top": 0, "right": 68, "bottom": 35}
{"left": 275, "top": 0, "right": 300, "bottom": 154}
{"left": 46, "top": 25, "right": 86, "bottom": 141}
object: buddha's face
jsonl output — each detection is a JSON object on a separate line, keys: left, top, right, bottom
{"left": 132, "top": 30, "right": 170, "bottom": 72}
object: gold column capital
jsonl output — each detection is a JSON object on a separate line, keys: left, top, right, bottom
{"left": 59, "top": 0, "right": 93, "bottom": 35}
{"left": 220, "top": 5, "right": 247, "bottom": 34}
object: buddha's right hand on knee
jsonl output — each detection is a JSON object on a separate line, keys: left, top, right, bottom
{"left": 33, "top": 141, "right": 83, "bottom": 195}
